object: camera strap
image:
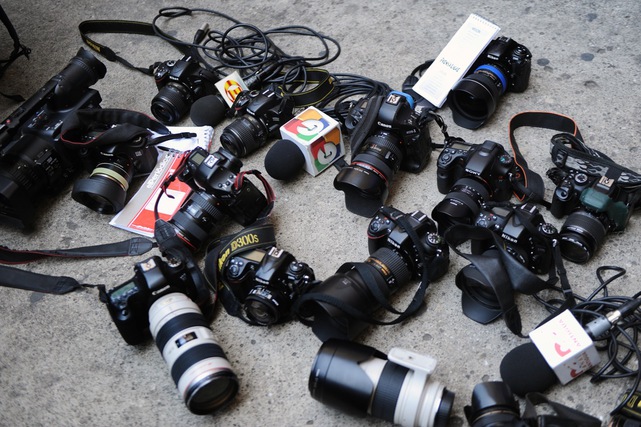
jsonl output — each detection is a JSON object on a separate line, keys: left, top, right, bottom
{"left": 0, "top": 5, "right": 31, "bottom": 100}
{"left": 443, "top": 222, "right": 574, "bottom": 336}
{"left": 78, "top": 19, "right": 193, "bottom": 76}
{"left": 0, "top": 237, "right": 156, "bottom": 294}
{"left": 203, "top": 222, "right": 279, "bottom": 325}
{"left": 522, "top": 392, "right": 602, "bottom": 427}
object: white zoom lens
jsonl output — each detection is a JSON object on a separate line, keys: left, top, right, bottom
{"left": 149, "top": 293, "right": 239, "bottom": 414}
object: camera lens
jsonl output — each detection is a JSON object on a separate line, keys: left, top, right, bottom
{"left": 465, "top": 382, "right": 525, "bottom": 427}
{"left": 71, "top": 157, "right": 134, "bottom": 214}
{"left": 299, "top": 247, "right": 412, "bottom": 341}
{"left": 559, "top": 210, "right": 608, "bottom": 264}
{"left": 55, "top": 47, "right": 107, "bottom": 103}
{"left": 334, "top": 131, "right": 403, "bottom": 217}
{"left": 169, "top": 191, "right": 227, "bottom": 251}
{"left": 151, "top": 82, "right": 193, "bottom": 125}
{"left": 244, "top": 285, "right": 290, "bottom": 326}
{"left": 432, "top": 177, "right": 491, "bottom": 233}
{"left": 449, "top": 65, "right": 507, "bottom": 129}
{"left": 309, "top": 339, "right": 454, "bottom": 427}
{"left": 220, "top": 115, "right": 267, "bottom": 158}
{"left": 149, "top": 293, "right": 239, "bottom": 415}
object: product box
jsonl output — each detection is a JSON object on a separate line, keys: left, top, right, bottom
{"left": 279, "top": 106, "right": 344, "bottom": 176}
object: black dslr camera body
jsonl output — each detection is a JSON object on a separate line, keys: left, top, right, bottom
{"left": 222, "top": 246, "right": 316, "bottom": 325}
{"left": 334, "top": 91, "right": 433, "bottom": 217}
{"left": 472, "top": 202, "right": 556, "bottom": 275}
{"left": 432, "top": 139, "right": 518, "bottom": 233}
{"left": 449, "top": 36, "right": 532, "bottom": 129}
{"left": 168, "top": 146, "right": 270, "bottom": 251}
{"left": 297, "top": 207, "right": 449, "bottom": 341}
{"left": 220, "top": 86, "right": 295, "bottom": 157}
{"left": 548, "top": 167, "right": 632, "bottom": 263}
{"left": 0, "top": 48, "right": 106, "bottom": 229}
{"left": 151, "top": 55, "right": 219, "bottom": 124}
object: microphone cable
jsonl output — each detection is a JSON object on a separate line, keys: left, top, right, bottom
{"left": 532, "top": 265, "right": 641, "bottom": 416}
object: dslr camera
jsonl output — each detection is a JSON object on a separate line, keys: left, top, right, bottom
{"left": 105, "top": 254, "right": 238, "bottom": 415}
{"left": 472, "top": 202, "right": 556, "bottom": 275}
{"left": 220, "top": 85, "right": 295, "bottom": 158}
{"left": 220, "top": 246, "right": 316, "bottom": 325}
{"left": 549, "top": 168, "right": 632, "bottom": 263}
{"left": 297, "top": 206, "right": 449, "bottom": 341}
{"left": 0, "top": 48, "right": 106, "bottom": 229}
{"left": 309, "top": 339, "right": 454, "bottom": 427}
{"left": 168, "top": 146, "right": 271, "bottom": 251}
{"left": 431, "top": 139, "right": 518, "bottom": 233}
{"left": 334, "top": 91, "right": 433, "bottom": 217}
{"left": 449, "top": 36, "right": 532, "bottom": 129}
{"left": 151, "top": 55, "right": 219, "bottom": 124}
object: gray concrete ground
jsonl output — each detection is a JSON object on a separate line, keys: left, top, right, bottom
{"left": 0, "top": 1, "right": 640, "bottom": 426}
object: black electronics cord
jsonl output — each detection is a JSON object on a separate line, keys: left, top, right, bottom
{"left": 150, "top": 7, "right": 341, "bottom": 83}
{"left": 533, "top": 266, "right": 641, "bottom": 416}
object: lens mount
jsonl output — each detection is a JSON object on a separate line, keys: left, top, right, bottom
{"left": 244, "top": 285, "right": 290, "bottom": 325}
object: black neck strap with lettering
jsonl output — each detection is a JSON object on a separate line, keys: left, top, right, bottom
{"left": 203, "top": 222, "right": 278, "bottom": 325}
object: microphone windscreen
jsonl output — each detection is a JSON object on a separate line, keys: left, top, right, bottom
{"left": 264, "top": 139, "right": 305, "bottom": 181}
{"left": 190, "top": 94, "right": 228, "bottom": 127}
{"left": 499, "top": 342, "right": 558, "bottom": 397}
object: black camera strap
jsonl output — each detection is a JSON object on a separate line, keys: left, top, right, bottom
{"left": 78, "top": 19, "right": 193, "bottom": 76}
{"left": 0, "top": 5, "right": 31, "bottom": 100}
{"left": 0, "top": 237, "right": 156, "bottom": 294}
{"left": 443, "top": 222, "right": 574, "bottom": 336}
{"left": 522, "top": 392, "right": 602, "bottom": 427}
{"left": 203, "top": 222, "right": 278, "bottom": 325}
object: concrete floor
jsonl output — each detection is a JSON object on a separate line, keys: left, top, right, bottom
{"left": 1, "top": 1, "right": 640, "bottom": 426}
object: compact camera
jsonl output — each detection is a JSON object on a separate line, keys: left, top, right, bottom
{"left": 432, "top": 139, "right": 518, "bottom": 233}
{"left": 220, "top": 85, "right": 295, "bottom": 157}
{"left": 297, "top": 207, "right": 449, "bottom": 341}
{"left": 309, "top": 339, "right": 454, "bottom": 427}
{"left": 168, "top": 146, "right": 271, "bottom": 251}
{"left": 221, "top": 246, "right": 316, "bottom": 325}
{"left": 472, "top": 202, "right": 556, "bottom": 275}
{"left": 334, "top": 91, "right": 433, "bottom": 217}
{"left": 0, "top": 48, "right": 105, "bottom": 229}
{"left": 105, "top": 255, "right": 238, "bottom": 415}
{"left": 449, "top": 36, "right": 532, "bottom": 129}
{"left": 548, "top": 167, "right": 632, "bottom": 263}
{"left": 151, "top": 55, "right": 219, "bottom": 124}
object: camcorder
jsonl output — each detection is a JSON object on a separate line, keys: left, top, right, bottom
{"left": 296, "top": 206, "right": 449, "bottom": 341}
{"left": 104, "top": 253, "right": 238, "bottom": 415}
{"left": 334, "top": 91, "right": 433, "bottom": 217}
{"left": 0, "top": 48, "right": 106, "bottom": 228}
{"left": 151, "top": 55, "right": 219, "bottom": 125}
{"left": 432, "top": 138, "right": 519, "bottom": 233}
{"left": 449, "top": 36, "right": 531, "bottom": 129}
{"left": 220, "top": 85, "right": 295, "bottom": 158}
{"left": 309, "top": 339, "right": 454, "bottom": 427}
{"left": 167, "top": 146, "right": 272, "bottom": 252}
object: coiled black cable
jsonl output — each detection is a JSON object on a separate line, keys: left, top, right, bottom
{"left": 533, "top": 265, "right": 641, "bottom": 415}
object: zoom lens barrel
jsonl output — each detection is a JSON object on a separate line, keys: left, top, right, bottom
{"left": 149, "top": 293, "right": 239, "bottom": 415}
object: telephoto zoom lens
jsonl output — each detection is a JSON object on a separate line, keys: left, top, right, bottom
{"left": 309, "top": 339, "right": 454, "bottom": 427}
{"left": 148, "top": 293, "right": 239, "bottom": 414}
